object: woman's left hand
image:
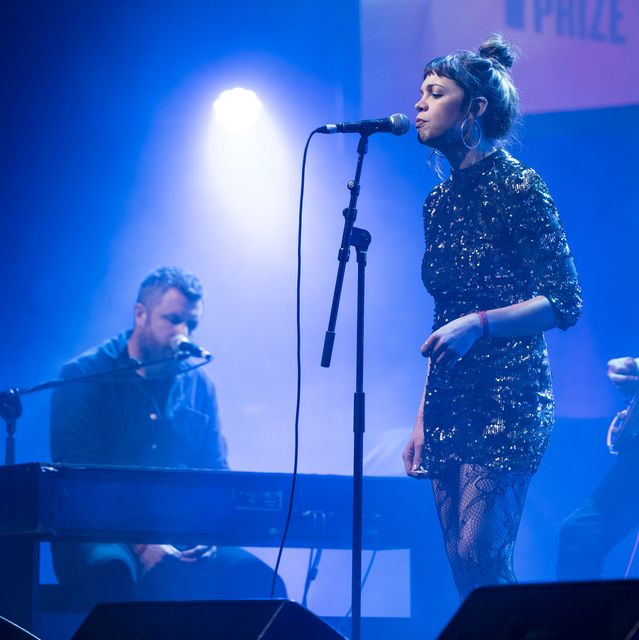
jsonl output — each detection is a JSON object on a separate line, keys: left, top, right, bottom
{"left": 420, "top": 313, "right": 482, "bottom": 367}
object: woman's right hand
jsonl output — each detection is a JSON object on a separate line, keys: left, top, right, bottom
{"left": 405, "top": 370, "right": 430, "bottom": 479}
{"left": 402, "top": 423, "right": 427, "bottom": 478}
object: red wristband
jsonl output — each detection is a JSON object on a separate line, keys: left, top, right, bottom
{"left": 477, "top": 311, "right": 489, "bottom": 338}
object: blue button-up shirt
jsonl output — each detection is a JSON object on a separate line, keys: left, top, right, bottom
{"left": 50, "top": 331, "right": 228, "bottom": 470}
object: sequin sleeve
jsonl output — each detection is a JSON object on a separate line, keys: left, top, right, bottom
{"left": 504, "top": 168, "right": 582, "bottom": 329}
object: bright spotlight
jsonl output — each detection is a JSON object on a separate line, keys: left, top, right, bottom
{"left": 213, "top": 87, "right": 263, "bottom": 132}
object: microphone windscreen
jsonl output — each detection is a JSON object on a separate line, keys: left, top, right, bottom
{"left": 389, "top": 113, "right": 411, "bottom": 136}
{"left": 171, "top": 335, "right": 189, "bottom": 352}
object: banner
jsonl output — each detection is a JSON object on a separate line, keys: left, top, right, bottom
{"left": 361, "top": 0, "right": 639, "bottom": 114}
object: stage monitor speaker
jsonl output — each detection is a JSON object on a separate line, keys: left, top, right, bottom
{"left": 438, "top": 580, "right": 639, "bottom": 639}
{"left": 71, "top": 599, "right": 345, "bottom": 640}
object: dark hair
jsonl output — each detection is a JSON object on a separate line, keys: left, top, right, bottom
{"left": 137, "top": 266, "right": 204, "bottom": 308}
{"left": 423, "top": 34, "right": 519, "bottom": 142}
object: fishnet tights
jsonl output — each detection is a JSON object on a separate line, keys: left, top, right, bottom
{"left": 432, "top": 463, "right": 531, "bottom": 600}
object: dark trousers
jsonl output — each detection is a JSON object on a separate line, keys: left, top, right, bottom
{"left": 51, "top": 542, "right": 287, "bottom": 609}
{"left": 557, "top": 454, "right": 639, "bottom": 580}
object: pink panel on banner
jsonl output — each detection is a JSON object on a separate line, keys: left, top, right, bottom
{"left": 361, "top": 0, "right": 639, "bottom": 115}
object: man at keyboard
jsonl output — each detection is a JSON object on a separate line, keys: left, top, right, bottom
{"left": 50, "top": 266, "right": 286, "bottom": 607}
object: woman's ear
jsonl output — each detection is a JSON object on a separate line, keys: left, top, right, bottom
{"left": 473, "top": 96, "right": 488, "bottom": 118}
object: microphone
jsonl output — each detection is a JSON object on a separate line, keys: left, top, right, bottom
{"left": 171, "top": 335, "right": 213, "bottom": 360}
{"left": 315, "top": 113, "right": 410, "bottom": 136}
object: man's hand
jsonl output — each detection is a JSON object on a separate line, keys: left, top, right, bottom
{"left": 134, "top": 544, "right": 218, "bottom": 572}
{"left": 179, "top": 545, "right": 217, "bottom": 562}
{"left": 420, "top": 314, "right": 482, "bottom": 367}
{"left": 607, "top": 357, "right": 639, "bottom": 394}
{"left": 133, "top": 544, "right": 182, "bottom": 572}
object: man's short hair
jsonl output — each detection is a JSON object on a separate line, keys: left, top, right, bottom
{"left": 137, "top": 267, "right": 204, "bottom": 308}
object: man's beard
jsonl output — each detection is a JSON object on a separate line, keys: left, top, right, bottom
{"left": 136, "top": 330, "right": 175, "bottom": 365}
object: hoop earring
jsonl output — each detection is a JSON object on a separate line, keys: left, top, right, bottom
{"left": 460, "top": 118, "right": 481, "bottom": 150}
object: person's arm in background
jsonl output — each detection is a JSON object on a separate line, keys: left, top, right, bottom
{"left": 608, "top": 357, "right": 639, "bottom": 394}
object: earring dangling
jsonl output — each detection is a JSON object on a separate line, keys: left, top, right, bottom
{"left": 460, "top": 118, "right": 481, "bottom": 150}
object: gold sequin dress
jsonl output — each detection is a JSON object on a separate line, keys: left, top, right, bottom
{"left": 421, "top": 149, "right": 582, "bottom": 477}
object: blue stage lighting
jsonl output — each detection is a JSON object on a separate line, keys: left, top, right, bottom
{"left": 213, "top": 87, "right": 263, "bottom": 132}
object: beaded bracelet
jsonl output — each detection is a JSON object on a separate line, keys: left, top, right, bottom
{"left": 477, "top": 310, "right": 490, "bottom": 338}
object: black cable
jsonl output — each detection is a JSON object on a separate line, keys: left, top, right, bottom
{"left": 301, "top": 511, "right": 327, "bottom": 607}
{"left": 302, "top": 542, "right": 316, "bottom": 608}
{"left": 336, "top": 549, "right": 379, "bottom": 633}
{"left": 270, "top": 129, "right": 317, "bottom": 597}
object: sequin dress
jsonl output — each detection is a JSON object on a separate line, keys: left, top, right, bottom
{"left": 421, "top": 149, "right": 582, "bottom": 477}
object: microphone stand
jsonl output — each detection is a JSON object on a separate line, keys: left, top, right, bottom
{"left": 0, "top": 352, "right": 193, "bottom": 466}
{"left": 321, "top": 134, "right": 371, "bottom": 640}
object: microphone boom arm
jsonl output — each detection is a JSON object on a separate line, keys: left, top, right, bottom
{"left": 321, "top": 134, "right": 368, "bottom": 367}
{"left": 0, "top": 350, "right": 204, "bottom": 466}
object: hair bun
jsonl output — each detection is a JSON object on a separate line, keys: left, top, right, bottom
{"left": 478, "top": 33, "right": 516, "bottom": 70}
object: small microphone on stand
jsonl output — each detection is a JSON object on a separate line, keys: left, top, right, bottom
{"left": 171, "top": 335, "right": 213, "bottom": 360}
